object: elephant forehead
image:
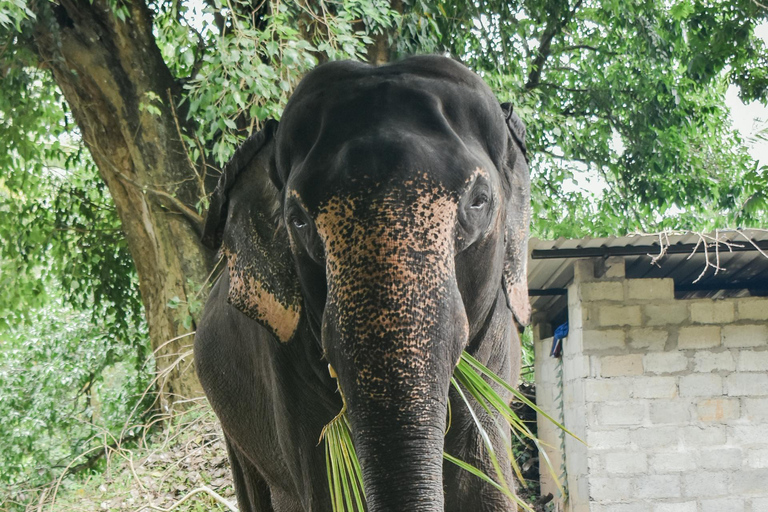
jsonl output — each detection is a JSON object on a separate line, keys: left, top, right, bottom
{"left": 315, "top": 174, "right": 458, "bottom": 265}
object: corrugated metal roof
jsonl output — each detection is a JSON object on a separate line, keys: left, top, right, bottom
{"left": 528, "top": 229, "right": 768, "bottom": 321}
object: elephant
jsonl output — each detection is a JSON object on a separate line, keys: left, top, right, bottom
{"left": 195, "top": 55, "right": 531, "bottom": 512}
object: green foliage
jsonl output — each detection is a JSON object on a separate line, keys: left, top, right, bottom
{"left": 0, "top": 0, "right": 33, "bottom": 31}
{"left": 0, "top": 15, "right": 149, "bottom": 502}
{"left": 400, "top": 0, "right": 768, "bottom": 237}
{"left": 0, "top": 299, "right": 151, "bottom": 496}
{"left": 322, "top": 413, "right": 366, "bottom": 512}
{"left": 154, "top": 0, "right": 398, "bottom": 167}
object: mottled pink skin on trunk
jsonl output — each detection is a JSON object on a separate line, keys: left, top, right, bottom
{"left": 314, "top": 173, "right": 477, "bottom": 511}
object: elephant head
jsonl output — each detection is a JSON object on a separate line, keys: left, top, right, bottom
{"left": 202, "top": 56, "right": 530, "bottom": 512}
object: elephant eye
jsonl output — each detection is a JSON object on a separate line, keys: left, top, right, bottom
{"left": 469, "top": 194, "right": 489, "bottom": 209}
{"left": 290, "top": 216, "right": 308, "bottom": 229}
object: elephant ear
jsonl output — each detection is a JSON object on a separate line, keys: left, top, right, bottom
{"left": 202, "top": 120, "right": 303, "bottom": 342}
{"left": 500, "top": 103, "right": 531, "bottom": 327}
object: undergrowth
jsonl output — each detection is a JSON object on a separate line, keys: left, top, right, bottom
{"left": 0, "top": 400, "right": 236, "bottom": 512}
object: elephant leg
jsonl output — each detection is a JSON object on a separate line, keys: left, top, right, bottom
{"left": 444, "top": 393, "right": 517, "bottom": 512}
{"left": 225, "top": 436, "right": 274, "bottom": 512}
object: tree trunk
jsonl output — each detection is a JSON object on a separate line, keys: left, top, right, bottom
{"left": 31, "top": 0, "right": 213, "bottom": 409}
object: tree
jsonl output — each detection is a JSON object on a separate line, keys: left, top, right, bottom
{"left": 1, "top": 0, "right": 766, "bottom": 410}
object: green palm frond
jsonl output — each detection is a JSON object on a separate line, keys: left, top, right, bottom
{"left": 321, "top": 351, "right": 582, "bottom": 512}
{"left": 321, "top": 411, "right": 366, "bottom": 512}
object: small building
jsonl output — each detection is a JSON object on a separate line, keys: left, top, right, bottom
{"left": 528, "top": 230, "right": 768, "bottom": 511}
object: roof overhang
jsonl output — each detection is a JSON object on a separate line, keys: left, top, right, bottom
{"left": 528, "top": 229, "right": 768, "bottom": 325}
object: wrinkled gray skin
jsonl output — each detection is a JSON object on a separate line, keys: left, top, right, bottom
{"left": 195, "top": 56, "right": 531, "bottom": 512}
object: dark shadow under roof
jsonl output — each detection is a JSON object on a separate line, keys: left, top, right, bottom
{"left": 528, "top": 229, "right": 768, "bottom": 321}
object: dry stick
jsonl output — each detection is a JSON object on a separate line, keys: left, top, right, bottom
{"left": 119, "top": 331, "right": 198, "bottom": 439}
{"left": 114, "top": 169, "right": 204, "bottom": 228}
{"left": 87, "top": 142, "right": 204, "bottom": 229}
{"left": 133, "top": 486, "right": 237, "bottom": 512}
{"left": 35, "top": 487, "right": 48, "bottom": 512}
{"left": 735, "top": 229, "right": 768, "bottom": 259}
{"left": 167, "top": 88, "right": 207, "bottom": 201}
{"left": 47, "top": 445, "right": 106, "bottom": 512}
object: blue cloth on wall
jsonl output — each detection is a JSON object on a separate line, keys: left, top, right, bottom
{"left": 550, "top": 321, "right": 569, "bottom": 358}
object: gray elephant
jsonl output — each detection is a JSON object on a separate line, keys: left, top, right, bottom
{"left": 195, "top": 55, "right": 531, "bottom": 512}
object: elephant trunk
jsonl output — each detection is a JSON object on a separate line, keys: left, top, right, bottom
{"left": 317, "top": 186, "right": 468, "bottom": 511}
{"left": 354, "top": 419, "right": 446, "bottom": 512}
{"left": 322, "top": 269, "right": 467, "bottom": 512}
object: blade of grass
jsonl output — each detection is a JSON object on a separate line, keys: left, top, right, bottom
{"left": 453, "top": 365, "right": 528, "bottom": 483}
{"left": 450, "top": 378, "right": 534, "bottom": 512}
{"left": 461, "top": 352, "right": 583, "bottom": 443}
{"left": 454, "top": 352, "right": 571, "bottom": 496}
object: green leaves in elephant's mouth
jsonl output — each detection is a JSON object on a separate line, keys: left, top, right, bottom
{"left": 320, "top": 351, "right": 581, "bottom": 512}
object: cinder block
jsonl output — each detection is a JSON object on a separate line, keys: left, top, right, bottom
{"left": 729, "top": 469, "right": 768, "bottom": 496}
{"left": 582, "top": 329, "right": 626, "bottom": 351}
{"left": 681, "top": 425, "right": 726, "bottom": 447}
{"left": 596, "top": 401, "right": 646, "bottom": 426}
{"left": 587, "top": 429, "right": 631, "bottom": 449}
{"left": 632, "top": 376, "right": 677, "bottom": 399}
{"left": 736, "top": 349, "right": 768, "bottom": 371}
{"left": 601, "top": 504, "right": 646, "bottom": 512}
{"left": 627, "top": 278, "right": 674, "bottom": 301}
{"left": 743, "top": 398, "right": 768, "bottom": 422}
{"left": 697, "top": 447, "right": 742, "bottom": 470}
{"left": 728, "top": 425, "right": 765, "bottom": 445}
{"left": 679, "top": 373, "right": 722, "bottom": 397}
{"left": 580, "top": 305, "right": 598, "bottom": 328}
{"left": 589, "top": 476, "right": 633, "bottom": 501}
{"left": 649, "top": 400, "right": 691, "bottom": 424}
{"left": 722, "top": 324, "right": 768, "bottom": 348}
{"left": 678, "top": 325, "right": 721, "bottom": 349}
{"left": 644, "top": 303, "right": 689, "bottom": 326}
{"left": 747, "top": 448, "right": 768, "bottom": 468}
{"left": 653, "top": 503, "right": 696, "bottom": 512}
{"left": 604, "top": 451, "right": 648, "bottom": 474}
{"left": 694, "top": 350, "right": 736, "bottom": 372}
{"left": 682, "top": 471, "right": 728, "bottom": 497}
{"left": 629, "top": 328, "right": 668, "bottom": 351}
{"left": 691, "top": 301, "right": 735, "bottom": 324}
{"left": 600, "top": 354, "right": 644, "bottom": 377}
{"left": 650, "top": 451, "right": 696, "bottom": 472}
{"left": 750, "top": 498, "right": 768, "bottom": 512}
{"left": 633, "top": 474, "right": 682, "bottom": 498}
{"left": 599, "top": 305, "right": 642, "bottom": 327}
{"left": 644, "top": 352, "right": 689, "bottom": 374}
{"left": 588, "top": 453, "right": 603, "bottom": 473}
{"left": 585, "top": 378, "right": 632, "bottom": 402}
{"left": 696, "top": 398, "right": 740, "bottom": 422}
{"left": 700, "top": 498, "right": 744, "bottom": 512}
{"left": 725, "top": 372, "right": 768, "bottom": 397}
{"left": 573, "top": 259, "right": 596, "bottom": 282}
{"left": 737, "top": 299, "right": 768, "bottom": 321}
{"left": 581, "top": 281, "right": 624, "bottom": 302}
{"left": 631, "top": 426, "right": 678, "bottom": 449}
{"left": 564, "top": 354, "right": 590, "bottom": 380}
{"left": 601, "top": 257, "right": 626, "bottom": 278}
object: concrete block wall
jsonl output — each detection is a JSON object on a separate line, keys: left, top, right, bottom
{"left": 534, "top": 257, "right": 768, "bottom": 512}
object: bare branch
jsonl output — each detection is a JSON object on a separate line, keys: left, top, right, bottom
{"left": 526, "top": 0, "right": 584, "bottom": 90}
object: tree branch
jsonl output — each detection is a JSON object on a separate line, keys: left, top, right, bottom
{"left": 114, "top": 171, "right": 204, "bottom": 232}
{"left": 553, "top": 44, "right": 617, "bottom": 56}
{"left": 526, "top": 0, "right": 584, "bottom": 90}
{"left": 535, "top": 81, "right": 590, "bottom": 93}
